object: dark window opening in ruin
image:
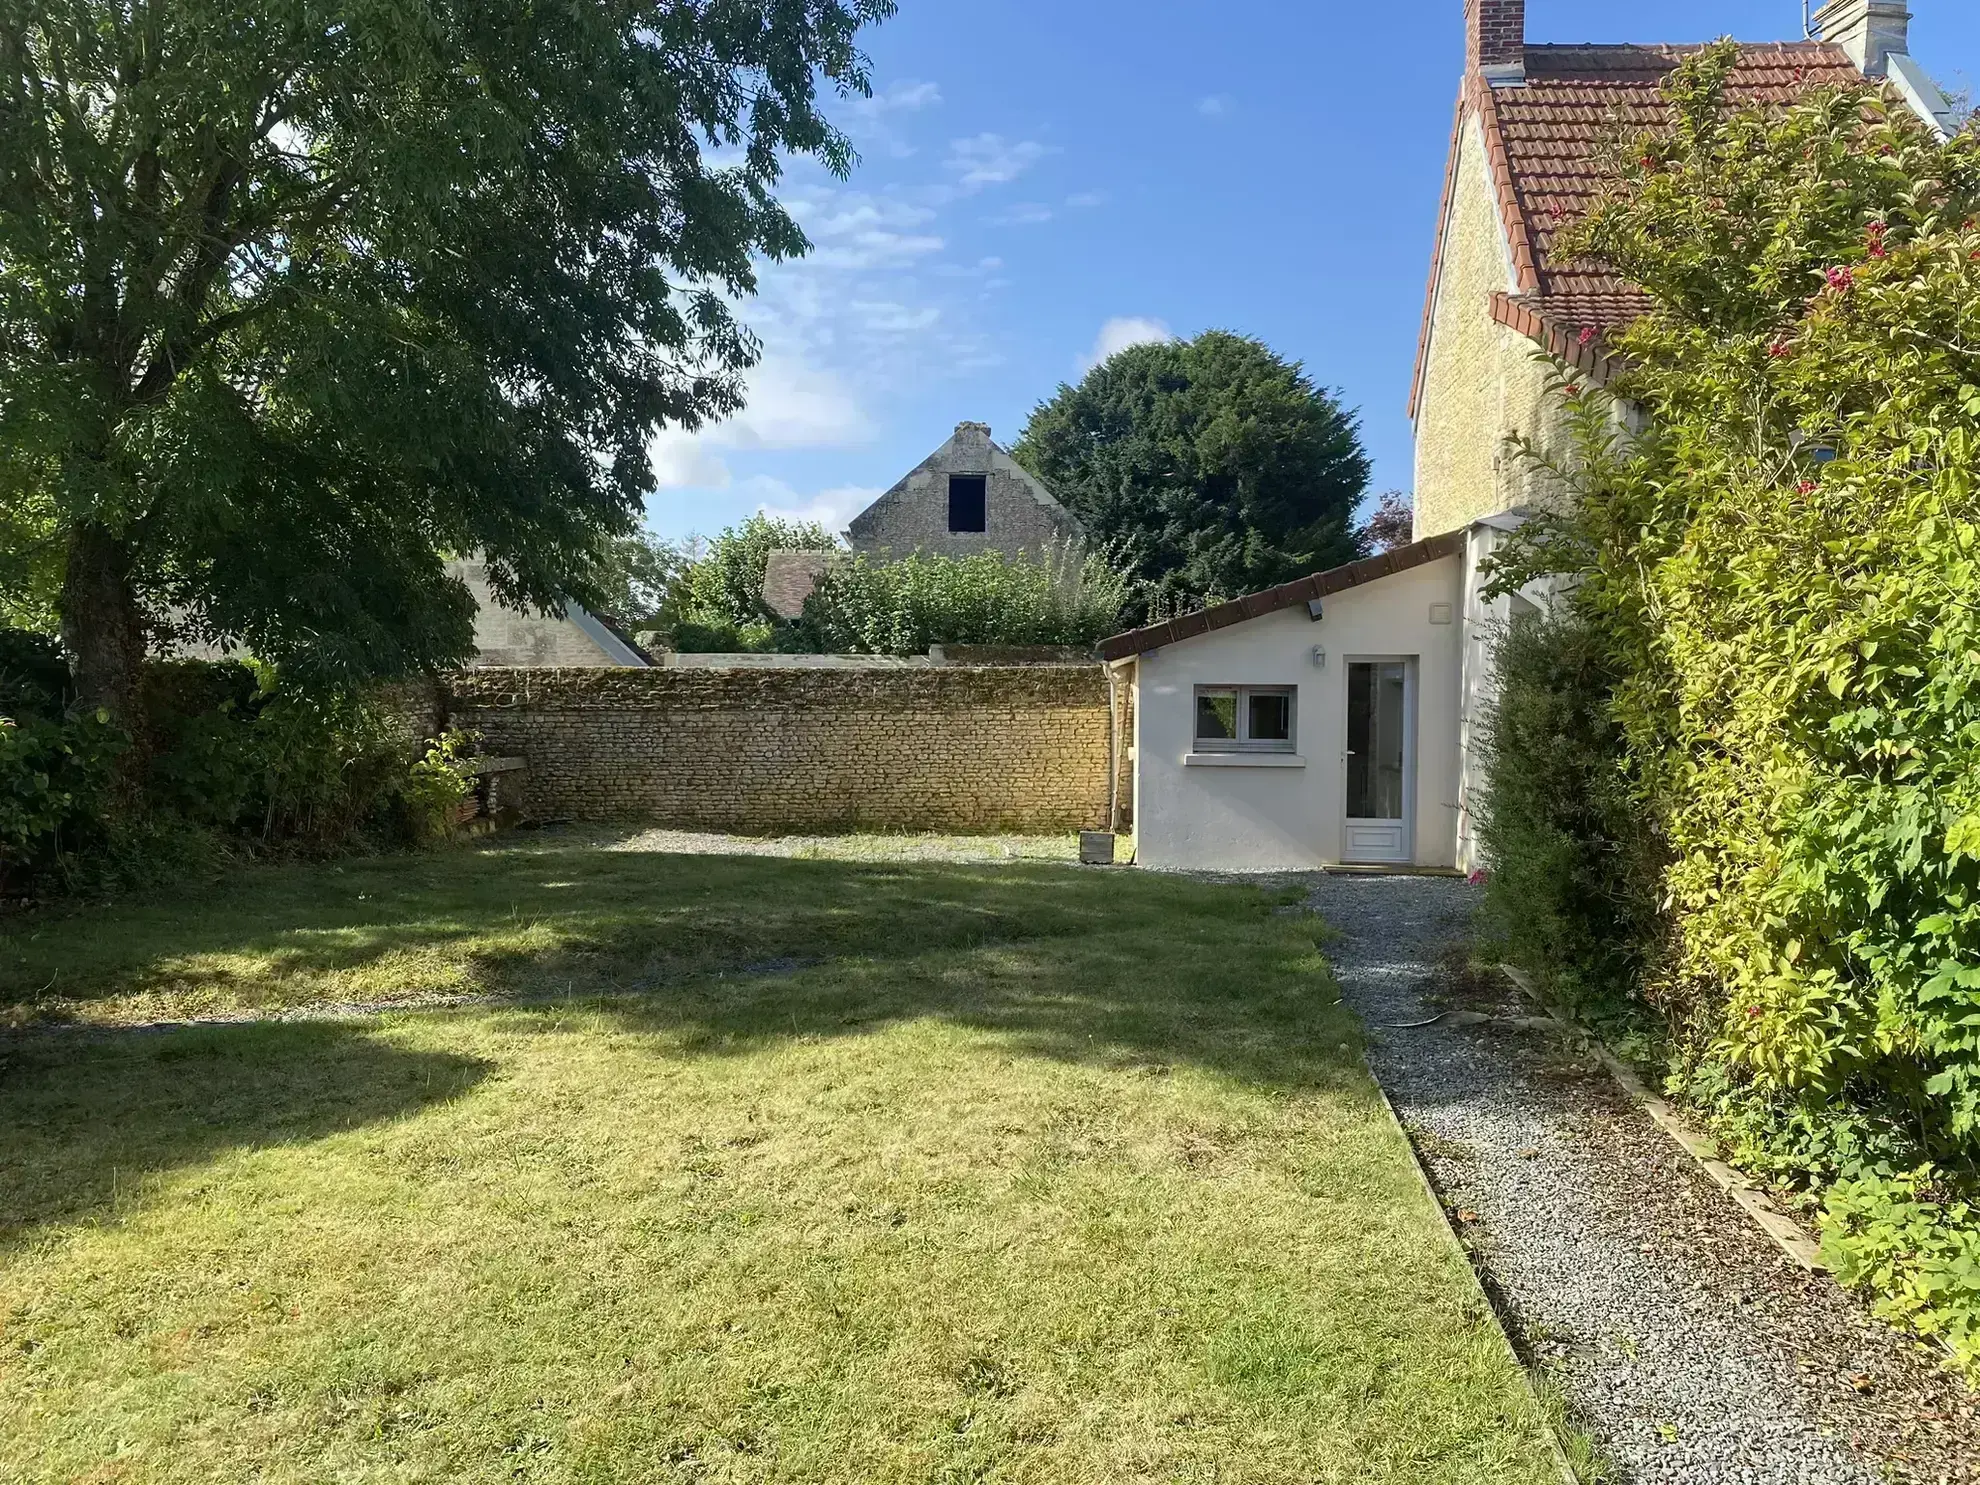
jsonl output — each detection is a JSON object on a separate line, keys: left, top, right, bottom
{"left": 947, "top": 475, "right": 987, "bottom": 533}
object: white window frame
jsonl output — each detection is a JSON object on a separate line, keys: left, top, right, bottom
{"left": 1192, "top": 684, "right": 1297, "bottom": 754}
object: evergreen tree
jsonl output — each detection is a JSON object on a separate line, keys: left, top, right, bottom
{"left": 1012, "top": 331, "right": 1369, "bottom": 612}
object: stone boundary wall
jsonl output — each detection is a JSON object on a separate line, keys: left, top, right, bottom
{"left": 442, "top": 665, "right": 1117, "bottom": 833}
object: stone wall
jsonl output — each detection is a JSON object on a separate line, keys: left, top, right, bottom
{"left": 372, "top": 678, "right": 446, "bottom": 749}
{"left": 443, "top": 664, "right": 1116, "bottom": 833}
{"left": 1413, "top": 114, "right": 1574, "bottom": 541}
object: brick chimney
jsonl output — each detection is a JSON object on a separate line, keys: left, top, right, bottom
{"left": 1811, "top": 0, "right": 1911, "bottom": 77}
{"left": 1466, "top": 0, "right": 1526, "bottom": 84}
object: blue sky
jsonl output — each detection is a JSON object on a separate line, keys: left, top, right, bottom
{"left": 642, "top": 0, "right": 1980, "bottom": 544}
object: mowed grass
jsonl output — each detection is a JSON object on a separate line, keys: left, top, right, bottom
{"left": 0, "top": 839, "right": 1558, "bottom": 1483}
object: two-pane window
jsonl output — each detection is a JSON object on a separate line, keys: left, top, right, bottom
{"left": 1194, "top": 686, "right": 1296, "bottom": 753}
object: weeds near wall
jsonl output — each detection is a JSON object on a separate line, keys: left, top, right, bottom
{"left": 2, "top": 634, "right": 469, "bottom": 899}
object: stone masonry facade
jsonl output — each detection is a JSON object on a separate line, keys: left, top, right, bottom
{"left": 443, "top": 665, "right": 1116, "bottom": 833}
{"left": 1413, "top": 113, "right": 1573, "bottom": 541}
{"left": 847, "top": 421, "right": 1082, "bottom": 560}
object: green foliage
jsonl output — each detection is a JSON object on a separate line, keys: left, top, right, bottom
{"left": 0, "top": 639, "right": 470, "bottom": 896}
{"left": 0, "top": 479, "right": 59, "bottom": 633}
{"left": 1822, "top": 1167, "right": 1980, "bottom": 1372}
{"left": 656, "top": 514, "right": 840, "bottom": 647}
{"left": 0, "top": 0, "right": 894, "bottom": 715}
{"left": 1486, "top": 43, "right": 1980, "bottom": 1368}
{"left": 1012, "top": 331, "right": 1370, "bottom": 613}
{"left": 0, "top": 709, "right": 123, "bottom": 893}
{"left": 589, "top": 530, "right": 682, "bottom": 630}
{"left": 402, "top": 731, "right": 482, "bottom": 847}
{"left": 1476, "top": 611, "right": 1664, "bottom": 1019}
{"left": 795, "top": 541, "right": 1133, "bottom": 656}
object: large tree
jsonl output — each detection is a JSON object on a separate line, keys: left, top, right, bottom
{"left": 1011, "top": 330, "right": 1369, "bottom": 611}
{"left": 0, "top": 0, "right": 892, "bottom": 727}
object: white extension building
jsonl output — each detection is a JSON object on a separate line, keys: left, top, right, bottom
{"left": 1100, "top": 520, "right": 1542, "bottom": 874}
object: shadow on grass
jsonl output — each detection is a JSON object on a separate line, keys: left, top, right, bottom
{"left": 1, "top": 840, "right": 1133, "bottom": 1019}
{"left": 1, "top": 845, "right": 1358, "bottom": 1226}
{"left": 0, "top": 1020, "right": 491, "bottom": 1245}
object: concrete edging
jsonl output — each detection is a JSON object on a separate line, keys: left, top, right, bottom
{"left": 1495, "top": 963, "right": 1826, "bottom": 1273}
{"left": 1364, "top": 1069, "right": 1584, "bottom": 1484}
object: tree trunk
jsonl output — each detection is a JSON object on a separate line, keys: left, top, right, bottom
{"left": 58, "top": 523, "right": 148, "bottom": 738}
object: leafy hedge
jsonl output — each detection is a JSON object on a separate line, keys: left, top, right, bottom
{"left": 1485, "top": 46, "right": 1980, "bottom": 1369}
{"left": 794, "top": 541, "right": 1131, "bottom": 657}
{"left": 1, "top": 635, "right": 475, "bottom": 897}
{"left": 1475, "top": 609, "right": 1664, "bottom": 1022}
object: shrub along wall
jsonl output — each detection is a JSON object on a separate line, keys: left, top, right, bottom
{"left": 1477, "top": 49, "right": 1980, "bottom": 1373}
{"left": 443, "top": 665, "right": 1116, "bottom": 833}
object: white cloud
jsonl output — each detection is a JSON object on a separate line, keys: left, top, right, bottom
{"left": 841, "top": 80, "right": 942, "bottom": 159}
{"left": 649, "top": 438, "right": 732, "bottom": 491}
{"left": 1197, "top": 95, "right": 1232, "bottom": 119}
{"left": 847, "top": 79, "right": 942, "bottom": 118}
{"left": 786, "top": 189, "right": 945, "bottom": 270}
{"left": 847, "top": 301, "right": 942, "bottom": 335}
{"left": 1080, "top": 316, "right": 1175, "bottom": 372}
{"left": 987, "top": 201, "right": 1054, "bottom": 227}
{"left": 649, "top": 353, "right": 872, "bottom": 490}
{"left": 746, "top": 476, "right": 883, "bottom": 535}
{"left": 946, "top": 133, "right": 1053, "bottom": 189}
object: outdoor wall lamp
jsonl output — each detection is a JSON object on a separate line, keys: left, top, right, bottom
{"left": 1312, "top": 646, "right": 1328, "bottom": 670}
{"left": 1306, "top": 598, "right": 1326, "bottom": 621}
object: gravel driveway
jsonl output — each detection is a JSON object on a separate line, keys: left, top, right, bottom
{"left": 1308, "top": 872, "right": 1980, "bottom": 1485}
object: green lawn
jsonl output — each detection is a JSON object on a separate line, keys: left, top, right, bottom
{"left": 0, "top": 837, "right": 1557, "bottom": 1483}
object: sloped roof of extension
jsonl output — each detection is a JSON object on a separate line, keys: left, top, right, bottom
{"left": 1410, "top": 41, "right": 1864, "bottom": 414}
{"left": 1095, "top": 532, "right": 1464, "bottom": 663}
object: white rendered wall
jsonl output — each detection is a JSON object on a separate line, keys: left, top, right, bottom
{"left": 1133, "top": 555, "right": 1465, "bottom": 872}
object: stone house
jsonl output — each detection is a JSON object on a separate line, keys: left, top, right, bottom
{"left": 451, "top": 557, "right": 650, "bottom": 668}
{"left": 1410, "top": 0, "right": 1957, "bottom": 541}
{"left": 1104, "top": 0, "right": 1958, "bottom": 873}
{"left": 762, "top": 420, "right": 1085, "bottom": 621}
{"left": 847, "top": 421, "right": 1081, "bottom": 560}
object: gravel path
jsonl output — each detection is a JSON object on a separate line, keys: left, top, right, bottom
{"left": 1308, "top": 872, "right": 1980, "bottom": 1485}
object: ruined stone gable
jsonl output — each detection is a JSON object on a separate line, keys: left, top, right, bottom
{"left": 847, "top": 421, "right": 1082, "bottom": 559}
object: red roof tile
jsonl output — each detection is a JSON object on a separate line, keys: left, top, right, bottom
{"left": 1506, "top": 43, "right": 1860, "bottom": 303}
{"left": 1412, "top": 41, "right": 1864, "bottom": 410}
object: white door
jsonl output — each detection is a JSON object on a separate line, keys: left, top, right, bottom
{"left": 1343, "top": 659, "right": 1414, "bottom": 864}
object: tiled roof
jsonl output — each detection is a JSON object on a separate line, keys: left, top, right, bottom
{"left": 1413, "top": 41, "right": 1863, "bottom": 409}
{"left": 1095, "top": 532, "right": 1464, "bottom": 663}
{"left": 1503, "top": 43, "right": 1860, "bottom": 308}
{"left": 761, "top": 549, "right": 839, "bottom": 621}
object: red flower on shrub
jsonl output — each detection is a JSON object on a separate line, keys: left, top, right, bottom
{"left": 1768, "top": 341, "right": 1790, "bottom": 358}
{"left": 1826, "top": 266, "right": 1854, "bottom": 293}
{"left": 1796, "top": 479, "right": 1818, "bottom": 494}
{"left": 1579, "top": 326, "right": 1597, "bottom": 347}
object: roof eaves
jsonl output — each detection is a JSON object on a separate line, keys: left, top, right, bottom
{"left": 1489, "top": 292, "right": 1626, "bottom": 382}
{"left": 1095, "top": 532, "right": 1466, "bottom": 663}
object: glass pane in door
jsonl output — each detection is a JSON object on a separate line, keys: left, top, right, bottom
{"left": 1346, "top": 662, "right": 1407, "bottom": 820}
